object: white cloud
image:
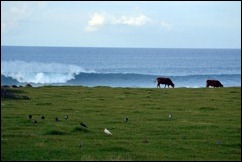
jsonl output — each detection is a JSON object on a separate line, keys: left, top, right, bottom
{"left": 84, "top": 12, "right": 105, "bottom": 32}
{"left": 84, "top": 12, "right": 153, "bottom": 32}
{"left": 111, "top": 15, "right": 152, "bottom": 26}
{"left": 84, "top": 12, "right": 173, "bottom": 32}
{"left": 88, "top": 13, "right": 105, "bottom": 26}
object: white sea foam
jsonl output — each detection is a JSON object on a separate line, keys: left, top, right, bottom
{"left": 1, "top": 60, "right": 95, "bottom": 84}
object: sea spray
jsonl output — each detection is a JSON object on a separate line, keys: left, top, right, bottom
{"left": 1, "top": 60, "right": 95, "bottom": 84}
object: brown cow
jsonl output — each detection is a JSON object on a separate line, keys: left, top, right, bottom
{"left": 155, "top": 77, "right": 175, "bottom": 88}
{"left": 206, "top": 80, "right": 223, "bottom": 88}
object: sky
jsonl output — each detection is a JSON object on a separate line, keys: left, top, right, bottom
{"left": 1, "top": 1, "right": 241, "bottom": 48}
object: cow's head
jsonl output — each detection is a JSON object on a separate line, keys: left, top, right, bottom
{"left": 171, "top": 83, "right": 175, "bottom": 88}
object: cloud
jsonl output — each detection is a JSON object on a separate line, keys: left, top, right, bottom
{"left": 88, "top": 13, "right": 105, "bottom": 26}
{"left": 111, "top": 14, "right": 152, "bottom": 26}
{"left": 84, "top": 11, "right": 173, "bottom": 32}
{"left": 1, "top": 2, "right": 30, "bottom": 33}
{"left": 84, "top": 12, "right": 153, "bottom": 32}
{"left": 1, "top": 1, "right": 47, "bottom": 34}
{"left": 84, "top": 12, "right": 106, "bottom": 32}
{"left": 160, "top": 21, "right": 172, "bottom": 31}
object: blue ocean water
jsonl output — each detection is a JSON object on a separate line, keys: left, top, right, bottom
{"left": 1, "top": 46, "right": 241, "bottom": 88}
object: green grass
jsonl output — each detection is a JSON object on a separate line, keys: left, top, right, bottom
{"left": 1, "top": 86, "right": 241, "bottom": 161}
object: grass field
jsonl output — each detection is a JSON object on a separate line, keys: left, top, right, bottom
{"left": 1, "top": 86, "right": 241, "bottom": 161}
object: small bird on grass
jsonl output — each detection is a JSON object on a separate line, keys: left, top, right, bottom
{"left": 41, "top": 115, "right": 45, "bottom": 119}
{"left": 64, "top": 115, "right": 68, "bottom": 120}
{"left": 28, "top": 114, "right": 32, "bottom": 119}
{"left": 80, "top": 122, "right": 88, "bottom": 128}
{"left": 124, "top": 117, "right": 128, "bottom": 123}
{"left": 32, "top": 120, "right": 37, "bottom": 124}
{"left": 55, "top": 117, "right": 60, "bottom": 122}
{"left": 104, "top": 128, "right": 112, "bottom": 135}
{"left": 168, "top": 113, "right": 172, "bottom": 119}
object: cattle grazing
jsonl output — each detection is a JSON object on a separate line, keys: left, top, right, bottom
{"left": 206, "top": 80, "right": 223, "bottom": 88}
{"left": 155, "top": 77, "right": 175, "bottom": 88}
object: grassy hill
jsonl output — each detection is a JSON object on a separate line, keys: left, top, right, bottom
{"left": 1, "top": 86, "right": 241, "bottom": 160}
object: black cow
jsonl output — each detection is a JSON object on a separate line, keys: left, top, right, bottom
{"left": 206, "top": 80, "right": 223, "bottom": 88}
{"left": 155, "top": 77, "right": 175, "bottom": 88}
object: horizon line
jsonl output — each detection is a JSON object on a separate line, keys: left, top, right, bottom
{"left": 1, "top": 45, "right": 241, "bottom": 50}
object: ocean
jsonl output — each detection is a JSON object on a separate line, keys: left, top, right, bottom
{"left": 1, "top": 46, "right": 241, "bottom": 88}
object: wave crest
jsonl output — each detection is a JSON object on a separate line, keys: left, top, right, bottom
{"left": 1, "top": 60, "right": 95, "bottom": 84}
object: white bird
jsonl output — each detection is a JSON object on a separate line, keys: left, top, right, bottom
{"left": 104, "top": 128, "right": 112, "bottom": 135}
{"left": 168, "top": 113, "right": 172, "bottom": 119}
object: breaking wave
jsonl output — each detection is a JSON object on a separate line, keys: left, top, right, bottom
{"left": 1, "top": 60, "right": 95, "bottom": 84}
{"left": 1, "top": 61, "right": 241, "bottom": 88}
